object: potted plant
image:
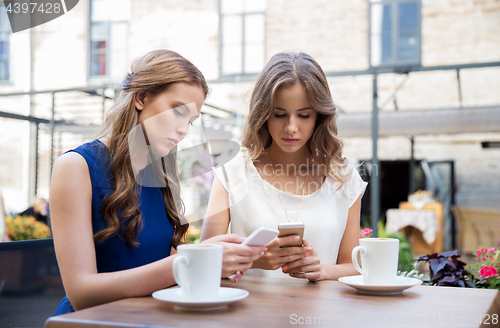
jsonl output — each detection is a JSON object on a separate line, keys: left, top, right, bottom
{"left": 416, "top": 250, "right": 475, "bottom": 287}
{"left": 183, "top": 225, "right": 201, "bottom": 244}
{"left": 0, "top": 215, "right": 52, "bottom": 293}
{"left": 467, "top": 247, "right": 499, "bottom": 290}
{"left": 5, "top": 215, "right": 51, "bottom": 241}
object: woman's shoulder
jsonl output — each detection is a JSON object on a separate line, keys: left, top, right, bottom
{"left": 54, "top": 151, "right": 88, "bottom": 172}
{"left": 68, "top": 139, "right": 108, "bottom": 158}
{"left": 212, "top": 149, "right": 252, "bottom": 190}
{"left": 214, "top": 149, "right": 250, "bottom": 172}
{"left": 331, "top": 163, "right": 367, "bottom": 206}
{"left": 51, "top": 151, "right": 92, "bottom": 192}
{"left": 65, "top": 140, "right": 110, "bottom": 167}
{"left": 54, "top": 139, "right": 109, "bottom": 180}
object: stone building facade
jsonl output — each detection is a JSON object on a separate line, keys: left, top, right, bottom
{"left": 0, "top": 0, "right": 499, "bottom": 219}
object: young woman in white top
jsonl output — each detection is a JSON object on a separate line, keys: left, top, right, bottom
{"left": 201, "top": 52, "right": 367, "bottom": 281}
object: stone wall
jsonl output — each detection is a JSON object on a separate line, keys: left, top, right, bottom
{"left": 343, "top": 133, "right": 500, "bottom": 209}
{"left": 0, "top": 0, "right": 499, "bottom": 213}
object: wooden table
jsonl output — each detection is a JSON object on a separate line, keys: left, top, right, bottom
{"left": 44, "top": 276, "right": 499, "bottom": 328}
{"left": 398, "top": 201, "right": 444, "bottom": 255}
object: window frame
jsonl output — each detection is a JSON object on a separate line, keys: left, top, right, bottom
{"left": 88, "top": 0, "right": 129, "bottom": 81}
{"left": 218, "top": 0, "right": 266, "bottom": 77}
{"left": 0, "top": 3, "right": 12, "bottom": 84}
{"left": 369, "top": 0, "right": 421, "bottom": 68}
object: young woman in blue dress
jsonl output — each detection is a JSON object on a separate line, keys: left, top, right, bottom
{"left": 50, "top": 50, "right": 266, "bottom": 314}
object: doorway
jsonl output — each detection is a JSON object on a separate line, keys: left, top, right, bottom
{"left": 359, "top": 160, "right": 455, "bottom": 249}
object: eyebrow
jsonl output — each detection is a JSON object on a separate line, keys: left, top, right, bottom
{"left": 276, "top": 107, "right": 313, "bottom": 112}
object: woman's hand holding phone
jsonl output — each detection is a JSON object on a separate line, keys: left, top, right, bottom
{"left": 251, "top": 235, "right": 310, "bottom": 270}
{"left": 203, "top": 234, "right": 266, "bottom": 278}
{"left": 281, "top": 238, "right": 322, "bottom": 281}
{"left": 278, "top": 222, "right": 304, "bottom": 247}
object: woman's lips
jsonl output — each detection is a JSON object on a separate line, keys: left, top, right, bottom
{"left": 282, "top": 138, "right": 300, "bottom": 144}
{"left": 168, "top": 138, "right": 178, "bottom": 146}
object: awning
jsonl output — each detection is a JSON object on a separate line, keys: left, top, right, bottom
{"left": 38, "top": 106, "right": 500, "bottom": 138}
{"left": 337, "top": 106, "right": 500, "bottom": 137}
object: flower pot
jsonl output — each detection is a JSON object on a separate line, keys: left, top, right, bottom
{"left": 0, "top": 249, "right": 43, "bottom": 294}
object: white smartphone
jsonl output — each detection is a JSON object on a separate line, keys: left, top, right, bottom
{"left": 278, "top": 222, "right": 305, "bottom": 248}
{"left": 242, "top": 226, "right": 280, "bottom": 246}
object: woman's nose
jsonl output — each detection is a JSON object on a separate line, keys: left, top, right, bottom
{"left": 285, "top": 118, "right": 298, "bottom": 133}
{"left": 177, "top": 121, "right": 189, "bottom": 138}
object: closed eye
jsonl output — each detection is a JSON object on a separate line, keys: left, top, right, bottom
{"left": 274, "top": 113, "right": 286, "bottom": 118}
{"left": 299, "top": 115, "right": 310, "bottom": 119}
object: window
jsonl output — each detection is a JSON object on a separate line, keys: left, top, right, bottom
{"left": 0, "top": 4, "right": 11, "bottom": 81}
{"left": 370, "top": 0, "right": 420, "bottom": 67}
{"left": 220, "top": 0, "right": 266, "bottom": 76}
{"left": 90, "top": 0, "right": 129, "bottom": 78}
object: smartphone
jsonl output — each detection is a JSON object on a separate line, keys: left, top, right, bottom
{"left": 242, "top": 226, "right": 280, "bottom": 246}
{"left": 278, "top": 222, "right": 305, "bottom": 248}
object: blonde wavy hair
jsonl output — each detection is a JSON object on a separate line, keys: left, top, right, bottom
{"left": 96, "top": 49, "right": 208, "bottom": 248}
{"left": 241, "top": 51, "right": 350, "bottom": 183}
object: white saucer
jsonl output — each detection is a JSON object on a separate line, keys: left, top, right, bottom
{"left": 338, "top": 275, "right": 422, "bottom": 295}
{"left": 152, "top": 287, "right": 249, "bottom": 311}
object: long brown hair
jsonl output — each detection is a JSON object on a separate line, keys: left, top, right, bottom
{"left": 96, "top": 49, "right": 208, "bottom": 248}
{"left": 241, "top": 51, "right": 350, "bottom": 183}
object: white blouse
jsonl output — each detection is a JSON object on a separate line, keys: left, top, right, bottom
{"left": 213, "top": 152, "right": 367, "bottom": 278}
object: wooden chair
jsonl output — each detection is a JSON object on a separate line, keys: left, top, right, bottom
{"left": 452, "top": 206, "right": 500, "bottom": 254}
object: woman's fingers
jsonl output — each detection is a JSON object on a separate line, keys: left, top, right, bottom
{"left": 231, "top": 271, "right": 243, "bottom": 283}
{"left": 235, "top": 236, "right": 307, "bottom": 271}
{"left": 281, "top": 239, "right": 321, "bottom": 281}
{"left": 201, "top": 233, "right": 268, "bottom": 277}
{"left": 279, "top": 253, "right": 306, "bottom": 266}
{"left": 222, "top": 262, "right": 253, "bottom": 277}
{"left": 285, "top": 261, "right": 321, "bottom": 274}
{"left": 203, "top": 233, "right": 245, "bottom": 245}
{"left": 265, "top": 238, "right": 281, "bottom": 249}
{"left": 282, "top": 256, "right": 317, "bottom": 274}
{"left": 219, "top": 241, "right": 266, "bottom": 277}
{"left": 215, "top": 237, "right": 267, "bottom": 256}
{"left": 277, "top": 235, "right": 301, "bottom": 247}
{"left": 221, "top": 256, "right": 254, "bottom": 277}
{"left": 280, "top": 243, "right": 313, "bottom": 271}
{"left": 255, "top": 244, "right": 309, "bottom": 270}
{"left": 289, "top": 270, "right": 321, "bottom": 281}
{"left": 275, "top": 244, "right": 310, "bottom": 257}
{"left": 227, "top": 252, "right": 264, "bottom": 266}
{"left": 285, "top": 262, "right": 322, "bottom": 282}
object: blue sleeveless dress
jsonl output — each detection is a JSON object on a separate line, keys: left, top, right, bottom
{"left": 54, "top": 139, "right": 175, "bottom": 315}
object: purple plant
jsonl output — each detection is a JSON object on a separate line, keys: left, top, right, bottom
{"left": 416, "top": 250, "right": 475, "bottom": 288}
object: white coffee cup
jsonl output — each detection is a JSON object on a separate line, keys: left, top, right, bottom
{"left": 351, "top": 238, "right": 399, "bottom": 285}
{"left": 172, "top": 244, "right": 223, "bottom": 301}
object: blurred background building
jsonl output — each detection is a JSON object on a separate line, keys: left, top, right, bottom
{"left": 0, "top": 0, "right": 499, "bottom": 249}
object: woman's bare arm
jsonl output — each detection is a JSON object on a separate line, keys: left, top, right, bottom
{"left": 200, "top": 175, "right": 231, "bottom": 241}
{"left": 50, "top": 152, "right": 179, "bottom": 310}
{"left": 319, "top": 193, "right": 362, "bottom": 280}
